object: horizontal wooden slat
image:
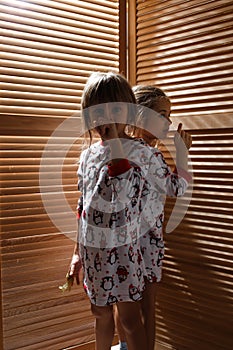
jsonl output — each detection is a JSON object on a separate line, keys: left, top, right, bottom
{"left": 0, "top": 22, "right": 118, "bottom": 53}
{"left": 135, "top": 1, "right": 233, "bottom": 350}
{"left": 0, "top": 2, "right": 118, "bottom": 32}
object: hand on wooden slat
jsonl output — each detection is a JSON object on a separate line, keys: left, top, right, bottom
{"left": 174, "top": 123, "right": 192, "bottom": 151}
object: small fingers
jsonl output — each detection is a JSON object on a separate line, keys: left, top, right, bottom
{"left": 182, "top": 131, "right": 192, "bottom": 149}
{"left": 76, "top": 275, "right": 80, "bottom": 285}
{"left": 186, "top": 132, "right": 192, "bottom": 149}
{"left": 68, "top": 268, "right": 73, "bottom": 277}
{"left": 69, "top": 263, "right": 78, "bottom": 277}
{"left": 177, "top": 123, "right": 182, "bottom": 133}
{"left": 174, "top": 123, "right": 192, "bottom": 150}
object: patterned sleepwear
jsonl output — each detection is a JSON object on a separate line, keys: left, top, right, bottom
{"left": 77, "top": 138, "right": 191, "bottom": 306}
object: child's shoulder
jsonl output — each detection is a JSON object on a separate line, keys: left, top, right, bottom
{"left": 133, "top": 138, "right": 162, "bottom": 154}
{"left": 81, "top": 140, "right": 101, "bottom": 152}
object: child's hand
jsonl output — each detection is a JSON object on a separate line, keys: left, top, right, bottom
{"left": 69, "top": 253, "right": 82, "bottom": 285}
{"left": 95, "top": 123, "right": 119, "bottom": 141}
{"left": 59, "top": 253, "right": 82, "bottom": 292}
{"left": 59, "top": 273, "right": 74, "bottom": 292}
{"left": 174, "top": 123, "right": 192, "bottom": 151}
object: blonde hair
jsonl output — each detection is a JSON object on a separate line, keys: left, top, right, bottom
{"left": 81, "top": 72, "right": 136, "bottom": 144}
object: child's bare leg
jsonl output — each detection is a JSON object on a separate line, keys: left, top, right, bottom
{"left": 141, "top": 282, "right": 158, "bottom": 350}
{"left": 116, "top": 301, "right": 146, "bottom": 350}
{"left": 91, "top": 304, "right": 115, "bottom": 350}
{"left": 114, "top": 306, "right": 128, "bottom": 348}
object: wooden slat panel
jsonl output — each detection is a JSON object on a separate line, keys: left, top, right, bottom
{"left": 133, "top": 1, "right": 233, "bottom": 349}
{"left": 0, "top": 1, "right": 122, "bottom": 349}
{"left": 0, "top": 0, "right": 120, "bottom": 118}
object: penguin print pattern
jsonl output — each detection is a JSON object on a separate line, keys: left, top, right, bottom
{"left": 78, "top": 138, "right": 189, "bottom": 305}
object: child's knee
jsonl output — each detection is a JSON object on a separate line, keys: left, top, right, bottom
{"left": 91, "top": 304, "right": 113, "bottom": 320}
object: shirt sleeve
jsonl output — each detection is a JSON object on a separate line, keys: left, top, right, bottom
{"left": 152, "top": 149, "right": 192, "bottom": 197}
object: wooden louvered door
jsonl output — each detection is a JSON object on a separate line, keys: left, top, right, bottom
{"left": 0, "top": 1, "right": 125, "bottom": 349}
{"left": 129, "top": 0, "right": 233, "bottom": 349}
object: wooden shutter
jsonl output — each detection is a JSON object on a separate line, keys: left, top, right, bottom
{"left": 0, "top": 1, "right": 124, "bottom": 349}
{"left": 130, "top": 0, "right": 233, "bottom": 349}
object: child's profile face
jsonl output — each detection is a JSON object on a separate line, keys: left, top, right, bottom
{"left": 140, "top": 97, "right": 171, "bottom": 142}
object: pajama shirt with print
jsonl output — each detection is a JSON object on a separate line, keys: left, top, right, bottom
{"left": 77, "top": 138, "right": 191, "bottom": 306}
